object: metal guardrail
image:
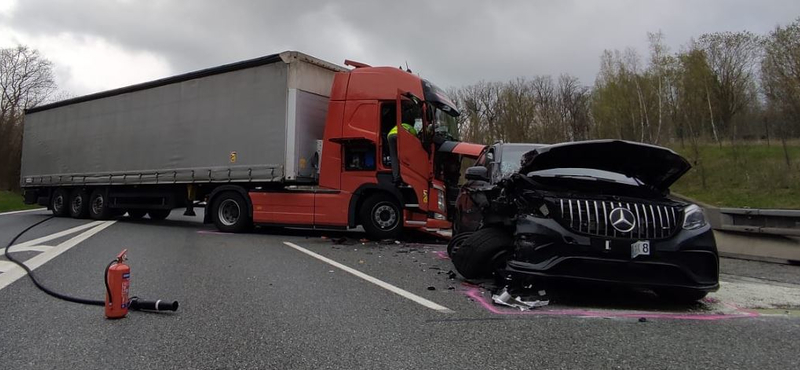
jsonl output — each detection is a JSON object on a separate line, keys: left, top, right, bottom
{"left": 706, "top": 207, "right": 800, "bottom": 237}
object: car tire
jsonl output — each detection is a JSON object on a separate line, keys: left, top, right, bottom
{"left": 51, "top": 188, "right": 69, "bottom": 217}
{"left": 447, "top": 231, "right": 473, "bottom": 258}
{"left": 127, "top": 209, "right": 147, "bottom": 219}
{"left": 452, "top": 227, "right": 513, "bottom": 279}
{"left": 654, "top": 288, "right": 708, "bottom": 303}
{"left": 359, "top": 194, "right": 402, "bottom": 240}
{"left": 211, "top": 192, "right": 252, "bottom": 233}
{"left": 147, "top": 209, "right": 171, "bottom": 221}
{"left": 68, "top": 188, "right": 90, "bottom": 219}
{"left": 89, "top": 189, "right": 113, "bottom": 220}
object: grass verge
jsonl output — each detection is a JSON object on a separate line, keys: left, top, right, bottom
{"left": 0, "top": 191, "right": 38, "bottom": 213}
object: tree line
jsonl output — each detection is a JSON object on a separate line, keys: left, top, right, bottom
{"left": 450, "top": 17, "right": 800, "bottom": 156}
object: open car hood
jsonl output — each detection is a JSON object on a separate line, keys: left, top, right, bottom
{"left": 518, "top": 140, "right": 691, "bottom": 191}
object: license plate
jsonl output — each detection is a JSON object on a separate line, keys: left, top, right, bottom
{"left": 631, "top": 240, "right": 650, "bottom": 259}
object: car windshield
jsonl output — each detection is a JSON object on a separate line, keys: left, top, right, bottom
{"left": 499, "top": 144, "right": 544, "bottom": 176}
{"left": 528, "top": 168, "right": 642, "bottom": 186}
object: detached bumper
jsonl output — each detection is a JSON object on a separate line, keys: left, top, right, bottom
{"left": 507, "top": 215, "right": 719, "bottom": 292}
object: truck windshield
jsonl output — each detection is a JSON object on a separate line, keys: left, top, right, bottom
{"left": 434, "top": 108, "right": 459, "bottom": 141}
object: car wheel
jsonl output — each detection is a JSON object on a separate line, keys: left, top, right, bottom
{"left": 447, "top": 231, "right": 472, "bottom": 258}
{"left": 452, "top": 227, "right": 513, "bottom": 279}
{"left": 51, "top": 188, "right": 69, "bottom": 217}
{"left": 654, "top": 288, "right": 709, "bottom": 303}
{"left": 211, "top": 192, "right": 252, "bottom": 233}
{"left": 68, "top": 188, "right": 90, "bottom": 219}
{"left": 127, "top": 209, "right": 147, "bottom": 219}
{"left": 89, "top": 189, "right": 113, "bottom": 220}
{"left": 147, "top": 209, "right": 171, "bottom": 221}
{"left": 359, "top": 194, "right": 402, "bottom": 240}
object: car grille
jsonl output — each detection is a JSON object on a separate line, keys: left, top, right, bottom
{"left": 552, "top": 198, "right": 682, "bottom": 239}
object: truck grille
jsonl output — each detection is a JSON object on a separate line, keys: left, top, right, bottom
{"left": 553, "top": 198, "right": 682, "bottom": 240}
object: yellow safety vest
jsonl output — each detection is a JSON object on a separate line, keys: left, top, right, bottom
{"left": 388, "top": 123, "right": 417, "bottom": 138}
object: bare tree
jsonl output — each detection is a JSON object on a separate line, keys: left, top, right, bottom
{"left": 761, "top": 17, "right": 800, "bottom": 168}
{"left": 0, "top": 45, "right": 57, "bottom": 191}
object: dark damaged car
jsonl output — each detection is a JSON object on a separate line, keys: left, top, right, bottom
{"left": 450, "top": 140, "right": 719, "bottom": 302}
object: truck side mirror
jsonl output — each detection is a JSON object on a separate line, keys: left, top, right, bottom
{"left": 465, "top": 166, "right": 489, "bottom": 181}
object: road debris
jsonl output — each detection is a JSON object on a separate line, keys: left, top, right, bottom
{"left": 491, "top": 287, "right": 549, "bottom": 311}
{"left": 427, "top": 286, "right": 436, "bottom": 291}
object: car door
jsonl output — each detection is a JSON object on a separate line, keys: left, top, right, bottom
{"left": 395, "top": 92, "right": 431, "bottom": 212}
{"left": 455, "top": 148, "right": 492, "bottom": 234}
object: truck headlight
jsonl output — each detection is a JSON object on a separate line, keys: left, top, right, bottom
{"left": 682, "top": 204, "right": 707, "bottom": 230}
{"left": 437, "top": 190, "right": 446, "bottom": 212}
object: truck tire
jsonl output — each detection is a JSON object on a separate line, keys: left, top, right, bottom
{"left": 452, "top": 227, "right": 513, "bottom": 279}
{"left": 127, "top": 210, "right": 147, "bottom": 219}
{"left": 147, "top": 209, "right": 171, "bottom": 221}
{"left": 359, "top": 194, "right": 402, "bottom": 240}
{"left": 89, "top": 189, "right": 113, "bottom": 220}
{"left": 68, "top": 188, "right": 90, "bottom": 219}
{"left": 211, "top": 192, "right": 252, "bottom": 233}
{"left": 51, "top": 188, "right": 69, "bottom": 217}
{"left": 447, "top": 231, "right": 473, "bottom": 258}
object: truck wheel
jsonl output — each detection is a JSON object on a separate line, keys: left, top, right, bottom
{"left": 89, "top": 189, "right": 113, "bottom": 220}
{"left": 68, "top": 188, "right": 90, "bottom": 219}
{"left": 211, "top": 192, "right": 252, "bottom": 233}
{"left": 51, "top": 188, "right": 69, "bottom": 217}
{"left": 147, "top": 209, "right": 171, "bottom": 221}
{"left": 360, "top": 194, "right": 402, "bottom": 240}
{"left": 447, "top": 231, "right": 473, "bottom": 258}
{"left": 452, "top": 227, "right": 513, "bottom": 279}
{"left": 127, "top": 210, "right": 147, "bottom": 219}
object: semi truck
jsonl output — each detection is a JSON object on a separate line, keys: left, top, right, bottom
{"left": 20, "top": 51, "right": 484, "bottom": 239}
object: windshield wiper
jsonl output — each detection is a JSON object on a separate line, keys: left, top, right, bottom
{"left": 551, "top": 174, "right": 619, "bottom": 183}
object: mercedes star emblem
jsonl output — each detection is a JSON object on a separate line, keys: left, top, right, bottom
{"left": 609, "top": 207, "right": 636, "bottom": 233}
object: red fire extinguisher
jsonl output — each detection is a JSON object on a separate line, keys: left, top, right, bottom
{"left": 105, "top": 249, "right": 130, "bottom": 319}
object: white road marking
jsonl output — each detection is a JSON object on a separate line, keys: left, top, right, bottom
{"left": 0, "top": 208, "right": 46, "bottom": 216}
{"left": 283, "top": 241, "right": 454, "bottom": 313}
{"left": 0, "top": 261, "right": 18, "bottom": 273}
{"left": 9, "top": 221, "right": 105, "bottom": 250}
{"left": 4, "top": 245, "right": 54, "bottom": 253}
{"left": 0, "top": 221, "right": 116, "bottom": 291}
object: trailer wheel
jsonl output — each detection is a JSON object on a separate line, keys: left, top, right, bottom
{"left": 51, "top": 188, "right": 69, "bottom": 217}
{"left": 360, "top": 194, "right": 402, "bottom": 240}
{"left": 68, "top": 188, "right": 90, "bottom": 219}
{"left": 89, "top": 189, "right": 113, "bottom": 220}
{"left": 452, "top": 227, "right": 513, "bottom": 279}
{"left": 127, "top": 210, "right": 147, "bottom": 219}
{"left": 147, "top": 209, "right": 171, "bottom": 221}
{"left": 211, "top": 192, "right": 252, "bottom": 233}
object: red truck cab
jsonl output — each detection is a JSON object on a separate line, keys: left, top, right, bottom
{"left": 211, "top": 61, "right": 484, "bottom": 239}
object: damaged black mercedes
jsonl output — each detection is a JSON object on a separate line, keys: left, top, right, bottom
{"left": 450, "top": 140, "right": 719, "bottom": 302}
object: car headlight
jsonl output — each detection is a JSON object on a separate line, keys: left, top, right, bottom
{"left": 682, "top": 204, "right": 707, "bottom": 230}
{"left": 437, "top": 189, "right": 446, "bottom": 211}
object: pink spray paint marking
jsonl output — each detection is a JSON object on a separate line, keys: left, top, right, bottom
{"left": 197, "top": 230, "right": 228, "bottom": 235}
{"left": 463, "top": 286, "right": 759, "bottom": 321}
{"left": 433, "top": 250, "right": 450, "bottom": 260}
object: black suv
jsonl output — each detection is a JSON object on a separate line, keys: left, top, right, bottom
{"left": 451, "top": 140, "right": 719, "bottom": 302}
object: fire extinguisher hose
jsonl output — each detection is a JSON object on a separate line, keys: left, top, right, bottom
{"left": 4, "top": 216, "right": 105, "bottom": 306}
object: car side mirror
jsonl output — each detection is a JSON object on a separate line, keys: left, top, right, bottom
{"left": 465, "top": 166, "right": 489, "bottom": 181}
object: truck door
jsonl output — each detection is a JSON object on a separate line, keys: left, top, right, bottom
{"left": 395, "top": 92, "right": 430, "bottom": 211}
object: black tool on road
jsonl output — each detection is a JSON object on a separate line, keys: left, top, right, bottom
{"left": 3, "top": 216, "right": 179, "bottom": 318}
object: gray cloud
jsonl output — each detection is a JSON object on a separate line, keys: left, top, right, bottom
{"left": 5, "top": 0, "right": 800, "bottom": 94}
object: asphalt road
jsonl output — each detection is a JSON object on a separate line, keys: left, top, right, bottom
{"left": 1, "top": 209, "right": 799, "bottom": 369}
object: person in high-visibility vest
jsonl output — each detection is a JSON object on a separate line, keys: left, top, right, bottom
{"left": 387, "top": 121, "right": 419, "bottom": 185}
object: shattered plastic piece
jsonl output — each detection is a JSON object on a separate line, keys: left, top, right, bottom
{"left": 447, "top": 270, "right": 457, "bottom": 280}
{"left": 395, "top": 240, "right": 401, "bottom": 244}
{"left": 491, "top": 287, "right": 549, "bottom": 311}
{"left": 359, "top": 238, "right": 370, "bottom": 243}
{"left": 427, "top": 286, "right": 436, "bottom": 291}
{"left": 638, "top": 317, "right": 648, "bottom": 323}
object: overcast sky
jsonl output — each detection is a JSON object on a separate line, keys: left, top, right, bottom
{"left": 1, "top": 0, "right": 798, "bottom": 97}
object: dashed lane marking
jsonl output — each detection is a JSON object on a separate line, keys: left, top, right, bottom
{"left": 283, "top": 241, "right": 455, "bottom": 313}
{"left": 0, "top": 221, "right": 116, "bottom": 291}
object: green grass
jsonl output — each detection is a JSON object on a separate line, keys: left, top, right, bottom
{"left": 669, "top": 141, "right": 800, "bottom": 209}
{"left": 0, "top": 191, "right": 38, "bottom": 213}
